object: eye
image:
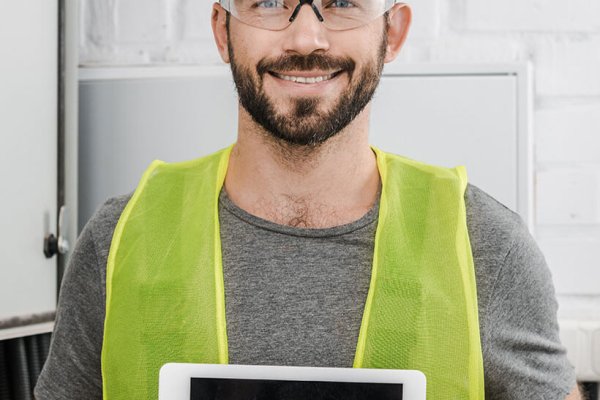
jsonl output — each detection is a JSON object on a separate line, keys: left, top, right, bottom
{"left": 326, "top": 0, "right": 355, "bottom": 8}
{"left": 254, "top": 0, "right": 286, "bottom": 8}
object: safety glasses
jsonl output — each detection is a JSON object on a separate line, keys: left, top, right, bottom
{"left": 219, "top": 0, "right": 397, "bottom": 31}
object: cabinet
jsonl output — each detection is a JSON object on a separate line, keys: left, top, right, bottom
{"left": 78, "top": 63, "right": 532, "bottom": 230}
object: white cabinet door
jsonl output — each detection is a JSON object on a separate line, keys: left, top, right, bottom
{"left": 371, "top": 74, "right": 519, "bottom": 212}
{"left": 0, "top": 1, "right": 58, "bottom": 333}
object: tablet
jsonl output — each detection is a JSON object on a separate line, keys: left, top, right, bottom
{"left": 159, "top": 363, "right": 426, "bottom": 400}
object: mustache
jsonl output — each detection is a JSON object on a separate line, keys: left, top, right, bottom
{"left": 257, "top": 53, "right": 356, "bottom": 76}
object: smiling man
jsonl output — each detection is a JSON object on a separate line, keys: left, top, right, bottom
{"left": 35, "top": 1, "right": 582, "bottom": 399}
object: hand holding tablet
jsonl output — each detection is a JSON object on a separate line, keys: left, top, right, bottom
{"left": 159, "top": 364, "right": 426, "bottom": 400}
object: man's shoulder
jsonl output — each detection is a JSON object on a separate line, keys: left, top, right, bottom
{"left": 87, "top": 184, "right": 530, "bottom": 277}
{"left": 91, "top": 194, "right": 131, "bottom": 225}
{"left": 464, "top": 186, "right": 577, "bottom": 397}
{"left": 83, "top": 193, "right": 132, "bottom": 268}
{"left": 464, "top": 184, "right": 535, "bottom": 316}
{"left": 464, "top": 183, "right": 527, "bottom": 257}
{"left": 88, "top": 194, "right": 131, "bottom": 231}
{"left": 90, "top": 184, "right": 527, "bottom": 253}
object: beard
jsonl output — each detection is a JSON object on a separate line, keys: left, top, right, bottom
{"left": 226, "top": 17, "right": 388, "bottom": 148}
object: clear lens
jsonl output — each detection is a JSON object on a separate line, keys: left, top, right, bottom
{"left": 225, "top": 0, "right": 394, "bottom": 31}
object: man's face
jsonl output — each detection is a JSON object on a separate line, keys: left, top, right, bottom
{"left": 225, "top": 10, "right": 388, "bottom": 147}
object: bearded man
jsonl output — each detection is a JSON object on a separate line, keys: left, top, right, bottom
{"left": 35, "top": 0, "right": 582, "bottom": 399}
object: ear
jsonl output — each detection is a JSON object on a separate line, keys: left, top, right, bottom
{"left": 383, "top": 3, "right": 412, "bottom": 63}
{"left": 211, "top": 3, "right": 230, "bottom": 64}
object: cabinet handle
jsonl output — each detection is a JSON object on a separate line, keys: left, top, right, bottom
{"left": 43, "top": 206, "right": 69, "bottom": 258}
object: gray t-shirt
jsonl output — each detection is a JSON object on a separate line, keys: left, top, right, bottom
{"left": 35, "top": 184, "right": 576, "bottom": 399}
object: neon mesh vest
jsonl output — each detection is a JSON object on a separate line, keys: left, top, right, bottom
{"left": 102, "top": 145, "right": 485, "bottom": 399}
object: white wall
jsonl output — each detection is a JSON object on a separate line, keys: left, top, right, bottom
{"left": 79, "top": 0, "right": 600, "bottom": 318}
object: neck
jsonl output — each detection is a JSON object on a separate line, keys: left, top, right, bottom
{"left": 224, "top": 105, "right": 380, "bottom": 228}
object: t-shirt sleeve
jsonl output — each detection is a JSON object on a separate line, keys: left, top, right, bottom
{"left": 34, "top": 196, "right": 129, "bottom": 400}
{"left": 480, "top": 217, "right": 577, "bottom": 399}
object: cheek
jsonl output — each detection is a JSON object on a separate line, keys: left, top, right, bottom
{"left": 331, "top": 26, "right": 385, "bottom": 62}
{"left": 229, "top": 24, "right": 282, "bottom": 67}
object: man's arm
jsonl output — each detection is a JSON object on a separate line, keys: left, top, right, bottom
{"left": 466, "top": 185, "right": 577, "bottom": 399}
{"left": 34, "top": 218, "right": 105, "bottom": 399}
{"left": 479, "top": 225, "right": 578, "bottom": 399}
{"left": 35, "top": 196, "right": 128, "bottom": 399}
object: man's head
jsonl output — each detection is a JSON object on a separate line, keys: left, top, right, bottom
{"left": 212, "top": 0, "right": 411, "bottom": 148}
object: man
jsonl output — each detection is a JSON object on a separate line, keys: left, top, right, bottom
{"left": 36, "top": 0, "right": 582, "bottom": 398}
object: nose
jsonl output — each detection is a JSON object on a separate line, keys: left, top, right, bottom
{"left": 281, "top": 3, "right": 330, "bottom": 55}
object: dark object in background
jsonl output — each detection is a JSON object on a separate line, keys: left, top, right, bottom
{"left": 0, "top": 333, "right": 51, "bottom": 400}
{"left": 582, "top": 382, "right": 599, "bottom": 400}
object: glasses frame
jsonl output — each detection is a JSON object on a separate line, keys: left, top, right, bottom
{"left": 218, "top": 0, "right": 398, "bottom": 31}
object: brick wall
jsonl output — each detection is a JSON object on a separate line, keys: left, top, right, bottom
{"left": 80, "top": 0, "right": 600, "bottom": 316}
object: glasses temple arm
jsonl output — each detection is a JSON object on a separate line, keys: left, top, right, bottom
{"left": 219, "top": 0, "right": 231, "bottom": 11}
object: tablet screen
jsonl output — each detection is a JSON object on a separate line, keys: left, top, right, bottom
{"left": 190, "top": 377, "right": 403, "bottom": 399}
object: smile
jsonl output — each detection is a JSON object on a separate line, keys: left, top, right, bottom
{"left": 269, "top": 71, "right": 342, "bottom": 84}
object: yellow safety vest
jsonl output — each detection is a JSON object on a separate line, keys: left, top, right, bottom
{"left": 102, "top": 145, "right": 484, "bottom": 399}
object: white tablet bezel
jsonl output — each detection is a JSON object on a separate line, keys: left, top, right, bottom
{"left": 159, "top": 363, "right": 426, "bottom": 400}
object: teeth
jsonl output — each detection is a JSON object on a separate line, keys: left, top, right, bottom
{"left": 274, "top": 72, "right": 336, "bottom": 84}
